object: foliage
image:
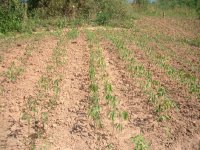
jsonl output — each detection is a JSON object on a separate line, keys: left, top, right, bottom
{"left": 158, "top": 0, "right": 200, "bottom": 18}
{"left": 0, "top": 0, "right": 199, "bottom": 34}
{"left": 131, "top": 135, "right": 150, "bottom": 150}
{"left": 95, "top": 0, "right": 134, "bottom": 25}
{"left": 0, "top": 1, "right": 24, "bottom": 33}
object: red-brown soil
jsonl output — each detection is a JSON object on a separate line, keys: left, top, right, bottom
{"left": 0, "top": 17, "right": 199, "bottom": 150}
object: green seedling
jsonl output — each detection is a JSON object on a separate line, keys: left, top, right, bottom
{"left": 106, "top": 144, "right": 113, "bottom": 150}
{"left": 131, "top": 135, "right": 150, "bottom": 150}
{"left": 21, "top": 112, "right": 32, "bottom": 123}
{"left": 149, "top": 92, "right": 157, "bottom": 104}
{"left": 6, "top": 62, "right": 24, "bottom": 82}
{"left": 48, "top": 97, "right": 58, "bottom": 109}
{"left": 0, "top": 86, "right": 5, "bottom": 95}
{"left": 157, "top": 87, "right": 166, "bottom": 97}
{"left": 158, "top": 115, "right": 170, "bottom": 122}
{"left": 156, "top": 98, "right": 176, "bottom": 113}
{"left": 39, "top": 76, "right": 52, "bottom": 90}
{"left": 89, "top": 94, "right": 99, "bottom": 104}
{"left": 46, "top": 65, "right": 54, "bottom": 73}
{"left": 108, "top": 110, "right": 117, "bottom": 122}
{"left": 89, "top": 65, "right": 95, "bottom": 80}
{"left": 89, "top": 105, "right": 101, "bottom": 127}
{"left": 27, "top": 96, "right": 38, "bottom": 112}
{"left": 115, "top": 123, "right": 123, "bottom": 131}
{"left": 41, "top": 112, "right": 48, "bottom": 125}
{"left": 53, "top": 78, "right": 61, "bottom": 96}
{"left": 89, "top": 83, "right": 99, "bottom": 93}
{"left": 121, "top": 111, "right": 129, "bottom": 121}
{"left": 52, "top": 48, "right": 66, "bottom": 66}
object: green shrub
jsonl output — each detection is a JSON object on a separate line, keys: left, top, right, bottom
{"left": 0, "top": 6, "right": 23, "bottom": 33}
{"left": 95, "top": 0, "right": 132, "bottom": 25}
{"left": 95, "top": 12, "right": 109, "bottom": 25}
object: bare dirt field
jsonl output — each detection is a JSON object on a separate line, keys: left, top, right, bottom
{"left": 0, "top": 17, "right": 200, "bottom": 150}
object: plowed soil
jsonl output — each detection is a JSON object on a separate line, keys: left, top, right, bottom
{"left": 0, "top": 17, "right": 199, "bottom": 150}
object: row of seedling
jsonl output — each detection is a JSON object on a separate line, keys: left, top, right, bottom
{"left": 86, "top": 30, "right": 102, "bottom": 127}
{"left": 4, "top": 36, "right": 44, "bottom": 82}
{"left": 89, "top": 48, "right": 102, "bottom": 127}
{"left": 104, "top": 80, "right": 128, "bottom": 131}
{"left": 96, "top": 46, "right": 129, "bottom": 131}
{"left": 86, "top": 30, "right": 129, "bottom": 130}
{"left": 104, "top": 32, "right": 176, "bottom": 121}
{"left": 21, "top": 32, "right": 68, "bottom": 149}
{"left": 128, "top": 29, "right": 199, "bottom": 99}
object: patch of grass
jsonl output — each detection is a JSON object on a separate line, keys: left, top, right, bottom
{"left": 131, "top": 135, "right": 150, "bottom": 150}
{"left": 67, "top": 28, "right": 79, "bottom": 40}
{"left": 189, "top": 37, "right": 200, "bottom": 47}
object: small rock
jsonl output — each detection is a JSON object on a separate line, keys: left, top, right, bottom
{"left": 11, "top": 124, "right": 18, "bottom": 132}
{"left": 52, "top": 124, "right": 57, "bottom": 128}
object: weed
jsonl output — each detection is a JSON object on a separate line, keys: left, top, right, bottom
{"left": 131, "top": 135, "right": 150, "bottom": 150}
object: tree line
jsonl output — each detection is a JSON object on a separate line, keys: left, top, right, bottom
{"left": 0, "top": 0, "right": 200, "bottom": 33}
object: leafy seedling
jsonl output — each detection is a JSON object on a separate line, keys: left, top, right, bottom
{"left": 131, "top": 135, "right": 150, "bottom": 150}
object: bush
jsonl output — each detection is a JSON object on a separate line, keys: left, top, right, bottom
{"left": 0, "top": 2, "right": 24, "bottom": 33}
{"left": 197, "top": 0, "right": 200, "bottom": 19}
{"left": 95, "top": 0, "right": 132, "bottom": 25}
{"left": 95, "top": 12, "right": 109, "bottom": 25}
